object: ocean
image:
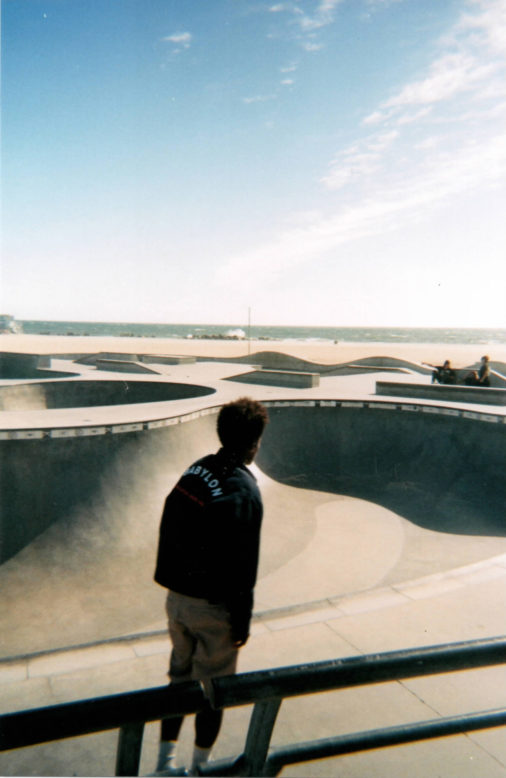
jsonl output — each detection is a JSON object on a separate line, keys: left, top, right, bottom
{"left": 17, "top": 320, "right": 506, "bottom": 346}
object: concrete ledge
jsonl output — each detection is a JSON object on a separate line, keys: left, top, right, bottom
{"left": 229, "top": 369, "right": 320, "bottom": 388}
{"left": 76, "top": 352, "right": 139, "bottom": 365}
{"left": 139, "top": 354, "right": 196, "bottom": 365}
{"left": 376, "top": 380, "right": 506, "bottom": 406}
{"left": 95, "top": 359, "right": 159, "bottom": 374}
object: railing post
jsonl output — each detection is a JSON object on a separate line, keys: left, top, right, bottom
{"left": 115, "top": 721, "right": 145, "bottom": 776}
{"left": 242, "top": 698, "right": 282, "bottom": 777}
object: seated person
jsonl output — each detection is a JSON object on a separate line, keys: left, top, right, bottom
{"left": 431, "top": 360, "right": 457, "bottom": 385}
{"left": 464, "top": 356, "right": 491, "bottom": 387}
{"left": 465, "top": 370, "right": 479, "bottom": 386}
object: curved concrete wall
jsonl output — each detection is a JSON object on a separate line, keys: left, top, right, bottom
{"left": 0, "top": 353, "right": 75, "bottom": 379}
{"left": 0, "top": 410, "right": 218, "bottom": 563}
{"left": 1, "top": 398, "right": 504, "bottom": 565}
{"left": 257, "top": 402, "right": 505, "bottom": 536}
{"left": 0, "top": 379, "right": 214, "bottom": 411}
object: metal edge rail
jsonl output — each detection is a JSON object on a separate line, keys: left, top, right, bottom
{"left": 261, "top": 707, "right": 506, "bottom": 776}
{"left": 0, "top": 682, "right": 207, "bottom": 752}
{"left": 208, "top": 636, "right": 506, "bottom": 709}
{"left": 1, "top": 636, "right": 505, "bottom": 776}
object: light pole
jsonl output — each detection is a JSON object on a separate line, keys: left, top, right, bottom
{"left": 247, "top": 307, "right": 251, "bottom": 356}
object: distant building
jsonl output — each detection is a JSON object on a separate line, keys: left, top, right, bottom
{"left": 0, "top": 314, "right": 22, "bottom": 334}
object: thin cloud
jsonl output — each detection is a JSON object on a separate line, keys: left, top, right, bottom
{"left": 344, "top": 0, "right": 506, "bottom": 186}
{"left": 301, "top": 40, "right": 324, "bottom": 52}
{"left": 269, "top": 0, "right": 343, "bottom": 52}
{"left": 384, "top": 53, "right": 495, "bottom": 108}
{"left": 414, "top": 135, "right": 442, "bottom": 150}
{"left": 322, "top": 130, "right": 399, "bottom": 189}
{"left": 162, "top": 31, "right": 192, "bottom": 50}
{"left": 458, "top": 0, "right": 506, "bottom": 54}
{"left": 365, "top": 0, "right": 405, "bottom": 7}
{"left": 380, "top": 2, "right": 505, "bottom": 115}
{"left": 322, "top": 151, "right": 380, "bottom": 190}
{"left": 298, "top": 0, "right": 343, "bottom": 31}
{"left": 395, "top": 106, "right": 433, "bottom": 125}
{"left": 215, "top": 130, "right": 506, "bottom": 290}
{"left": 214, "top": 0, "right": 506, "bottom": 294}
{"left": 242, "top": 94, "right": 277, "bottom": 104}
{"left": 367, "top": 130, "right": 399, "bottom": 150}
{"left": 362, "top": 110, "right": 388, "bottom": 125}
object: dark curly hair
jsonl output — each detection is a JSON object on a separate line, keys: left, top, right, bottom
{"left": 217, "top": 397, "right": 268, "bottom": 453}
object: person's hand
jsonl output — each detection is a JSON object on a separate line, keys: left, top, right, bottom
{"left": 232, "top": 631, "right": 249, "bottom": 648}
{"left": 230, "top": 605, "right": 251, "bottom": 647}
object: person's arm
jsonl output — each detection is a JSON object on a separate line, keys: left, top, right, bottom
{"left": 229, "top": 590, "right": 254, "bottom": 647}
{"left": 229, "top": 495, "right": 262, "bottom": 646}
{"left": 211, "top": 488, "right": 262, "bottom": 646}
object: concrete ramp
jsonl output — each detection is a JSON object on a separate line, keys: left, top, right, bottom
{"left": 199, "top": 350, "right": 430, "bottom": 376}
{"left": 95, "top": 358, "right": 161, "bottom": 374}
{"left": 227, "top": 368, "right": 320, "bottom": 388}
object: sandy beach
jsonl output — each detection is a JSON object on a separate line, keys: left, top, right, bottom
{"left": 1, "top": 333, "right": 504, "bottom": 369}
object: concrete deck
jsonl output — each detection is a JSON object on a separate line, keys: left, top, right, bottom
{"left": 1, "top": 555, "right": 506, "bottom": 776}
{"left": 0, "top": 354, "right": 505, "bottom": 776}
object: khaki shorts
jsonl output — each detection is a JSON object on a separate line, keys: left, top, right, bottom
{"left": 166, "top": 590, "right": 238, "bottom": 683}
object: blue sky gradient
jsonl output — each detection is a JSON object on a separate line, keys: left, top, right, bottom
{"left": 2, "top": 0, "right": 505, "bottom": 326}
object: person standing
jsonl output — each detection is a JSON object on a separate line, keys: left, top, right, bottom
{"left": 152, "top": 397, "right": 268, "bottom": 776}
{"left": 477, "top": 355, "right": 491, "bottom": 386}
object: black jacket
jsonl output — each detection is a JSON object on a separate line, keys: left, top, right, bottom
{"left": 154, "top": 449, "right": 263, "bottom": 642}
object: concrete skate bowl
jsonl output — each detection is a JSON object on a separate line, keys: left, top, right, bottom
{"left": 0, "top": 378, "right": 215, "bottom": 563}
{"left": 0, "top": 409, "right": 223, "bottom": 656}
{"left": 0, "top": 398, "right": 505, "bottom": 658}
{"left": 0, "top": 378, "right": 215, "bottom": 412}
{"left": 257, "top": 402, "right": 505, "bottom": 537}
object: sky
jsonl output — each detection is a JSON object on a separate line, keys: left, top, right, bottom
{"left": 2, "top": 0, "right": 506, "bottom": 328}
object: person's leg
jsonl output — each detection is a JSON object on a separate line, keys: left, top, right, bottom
{"left": 161, "top": 716, "right": 185, "bottom": 742}
{"left": 189, "top": 602, "right": 238, "bottom": 774}
{"left": 190, "top": 705, "right": 223, "bottom": 773}
{"left": 154, "top": 593, "right": 195, "bottom": 775}
{"left": 156, "top": 714, "right": 185, "bottom": 772}
{"left": 195, "top": 705, "right": 223, "bottom": 748}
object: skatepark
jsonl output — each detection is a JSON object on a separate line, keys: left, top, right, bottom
{"left": 0, "top": 347, "right": 505, "bottom": 776}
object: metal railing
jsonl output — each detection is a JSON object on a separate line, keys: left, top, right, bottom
{"left": 1, "top": 636, "right": 505, "bottom": 776}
